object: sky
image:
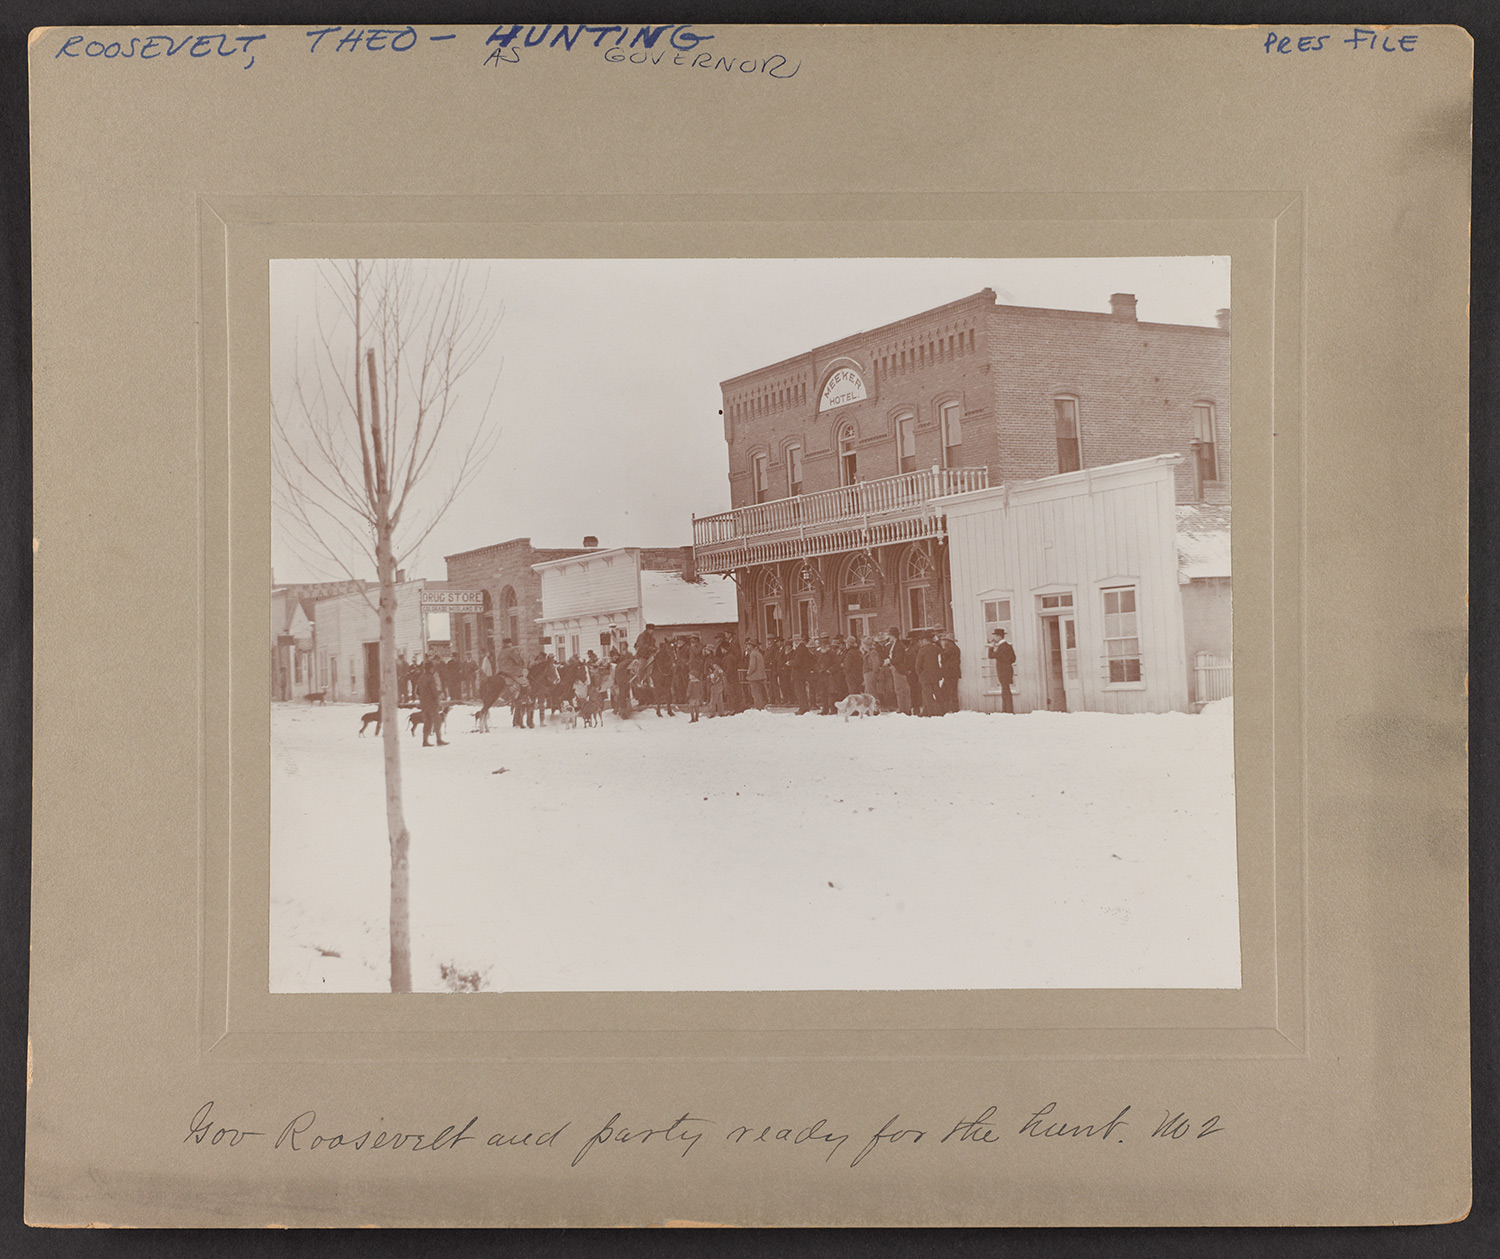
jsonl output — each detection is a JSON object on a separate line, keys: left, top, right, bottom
{"left": 269, "top": 256, "right": 1229, "bottom": 585}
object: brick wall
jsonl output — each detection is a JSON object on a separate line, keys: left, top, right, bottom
{"left": 720, "top": 291, "right": 995, "bottom": 510}
{"left": 716, "top": 290, "right": 1229, "bottom": 509}
{"left": 444, "top": 539, "right": 695, "bottom": 657}
{"left": 638, "top": 545, "right": 694, "bottom": 572}
{"left": 443, "top": 538, "right": 589, "bottom": 659}
{"left": 986, "top": 305, "right": 1229, "bottom": 504}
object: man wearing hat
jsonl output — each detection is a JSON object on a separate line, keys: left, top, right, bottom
{"left": 987, "top": 628, "right": 1017, "bottom": 713}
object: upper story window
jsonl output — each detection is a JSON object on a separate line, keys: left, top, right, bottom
{"left": 1193, "top": 402, "right": 1219, "bottom": 483}
{"left": 940, "top": 401, "right": 962, "bottom": 468}
{"left": 752, "top": 452, "right": 770, "bottom": 503}
{"left": 786, "top": 443, "right": 804, "bottom": 496}
{"left": 897, "top": 415, "right": 917, "bottom": 474}
{"left": 1054, "top": 396, "right": 1081, "bottom": 474}
{"left": 838, "top": 423, "right": 858, "bottom": 486}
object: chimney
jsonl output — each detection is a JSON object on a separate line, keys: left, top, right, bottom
{"left": 1215, "top": 308, "right": 1231, "bottom": 332}
{"left": 681, "top": 544, "right": 698, "bottom": 582}
{"left": 396, "top": 568, "right": 405, "bottom": 583}
{"left": 1109, "top": 293, "right": 1138, "bottom": 321}
{"left": 582, "top": 535, "right": 598, "bottom": 548}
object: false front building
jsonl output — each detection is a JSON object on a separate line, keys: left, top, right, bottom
{"left": 692, "top": 288, "right": 1231, "bottom": 711}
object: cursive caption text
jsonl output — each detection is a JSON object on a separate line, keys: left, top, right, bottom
{"left": 185, "top": 1099, "right": 1225, "bottom": 1169}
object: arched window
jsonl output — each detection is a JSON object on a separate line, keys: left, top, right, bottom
{"left": 792, "top": 563, "right": 819, "bottom": 641}
{"left": 838, "top": 422, "right": 858, "bottom": 486}
{"left": 785, "top": 443, "right": 804, "bottom": 496}
{"left": 499, "top": 586, "right": 520, "bottom": 648}
{"left": 841, "top": 553, "right": 880, "bottom": 640}
{"left": 902, "top": 546, "right": 940, "bottom": 633}
{"left": 896, "top": 413, "right": 917, "bottom": 474}
{"left": 752, "top": 451, "right": 770, "bottom": 503}
{"left": 758, "top": 568, "right": 786, "bottom": 644}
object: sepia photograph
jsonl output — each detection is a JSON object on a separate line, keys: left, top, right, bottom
{"left": 269, "top": 256, "right": 1237, "bottom": 995}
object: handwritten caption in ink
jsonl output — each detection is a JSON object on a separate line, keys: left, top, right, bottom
{"left": 1262, "top": 28, "right": 1419, "bottom": 55}
{"left": 185, "top": 1099, "right": 1224, "bottom": 1169}
{"left": 483, "top": 24, "right": 800, "bottom": 80}
{"left": 54, "top": 33, "right": 268, "bottom": 71}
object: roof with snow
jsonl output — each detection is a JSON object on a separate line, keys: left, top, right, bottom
{"left": 640, "top": 571, "right": 738, "bottom": 626}
{"left": 1176, "top": 503, "right": 1231, "bottom": 580}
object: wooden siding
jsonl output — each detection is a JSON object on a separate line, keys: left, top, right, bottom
{"left": 535, "top": 550, "right": 643, "bottom": 622}
{"left": 944, "top": 459, "right": 1190, "bottom": 714}
{"left": 312, "top": 582, "right": 428, "bottom": 701}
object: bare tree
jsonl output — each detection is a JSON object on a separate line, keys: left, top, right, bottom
{"left": 273, "top": 259, "right": 502, "bottom": 992}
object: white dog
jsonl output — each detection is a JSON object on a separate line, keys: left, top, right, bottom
{"left": 836, "top": 692, "right": 880, "bottom": 722}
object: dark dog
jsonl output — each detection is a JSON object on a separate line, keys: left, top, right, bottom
{"left": 408, "top": 703, "right": 454, "bottom": 737}
{"left": 358, "top": 709, "right": 382, "bottom": 737}
{"left": 305, "top": 691, "right": 327, "bottom": 705}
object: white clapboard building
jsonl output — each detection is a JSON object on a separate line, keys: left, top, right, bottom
{"left": 533, "top": 547, "right": 738, "bottom": 659}
{"left": 942, "top": 454, "right": 1209, "bottom": 714}
{"left": 311, "top": 578, "right": 483, "bottom": 702}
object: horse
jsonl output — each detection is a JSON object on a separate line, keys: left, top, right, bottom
{"left": 474, "top": 671, "right": 522, "bottom": 732}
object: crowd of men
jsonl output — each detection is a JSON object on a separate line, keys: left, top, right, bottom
{"left": 474, "top": 624, "right": 979, "bottom": 726}
{"left": 485, "top": 627, "right": 751, "bottom": 727}
{"left": 393, "top": 621, "right": 1013, "bottom": 741}
{"left": 396, "top": 651, "right": 479, "bottom": 705}
{"left": 753, "top": 627, "right": 967, "bottom": 716}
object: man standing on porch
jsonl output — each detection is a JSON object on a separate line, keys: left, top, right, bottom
{"left": 988, "top": 628, "right": 1017, "bottom": 714}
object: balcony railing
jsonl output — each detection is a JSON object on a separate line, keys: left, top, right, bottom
{"left": 692, "top": 465, "right": 989, "bottom": 573}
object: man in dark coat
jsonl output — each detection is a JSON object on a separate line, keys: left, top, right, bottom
{"left": 765, "top": 637, "right": 785, "bottom": 705}
{"left": 914, "top": 634, "right": 941, "bottom": 716}
{"left": 526, "top": 652, "right": 556, "bottom": 727}
{"left": 651, "top": 644, "right": 677, "bottom": 716}
{"left": 938, "top": 634, "right": 962, "bottom": 713}
{"left": 790, "top": 638, "right": 814, "bottom": 713}
{"left": 987, "top": 628, "right": 1017, "bottom": 713}
{"left": 887, "top": 628, "right": 913, "bottom": 714}
{"left": 495, "top": 639, "right": 527, "bottom": 688}
{"left": 842, "top": 637, "right": 865, "bottom": 699}
{"left": 417, "top": 658, "right": 447, "bottom": 746}
{"left": 817, "top": 638, "right": 839, "bottom": 715}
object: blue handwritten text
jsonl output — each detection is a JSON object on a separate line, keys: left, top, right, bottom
{"left": 54, "top": 32, "right": 266, "bottom": 70}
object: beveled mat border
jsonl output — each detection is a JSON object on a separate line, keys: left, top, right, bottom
{"left": 198, "top": 191, "right": 1303, "bottom": 1061}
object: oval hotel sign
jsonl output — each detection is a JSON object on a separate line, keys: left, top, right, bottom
{"left": 819, "top": 366, "right": 867, "bottom": 412}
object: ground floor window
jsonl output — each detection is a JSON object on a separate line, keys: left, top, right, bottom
{"left": 793, "top": 565, "right": 819, "bottom": 640}
{"left": 842, "top": 553, "right": 880, "bottom": 639}
{"left": 759, "top": 568, "right": 785, "bottom": 643}
{"left": 903, "top": 546, "right": 941, "bottom": 632}
{"left": 500, "top": 586, "right": 520, "bottom": 646}
{"left": 1102, "top": 585, "right": 1142, "bottom": 683}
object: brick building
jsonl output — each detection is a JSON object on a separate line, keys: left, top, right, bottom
{"left": 693, "top": 288, "right": 1230, "bottom": 655}
{"left": 443, "top": 537, "right": 702, "bottom": 663}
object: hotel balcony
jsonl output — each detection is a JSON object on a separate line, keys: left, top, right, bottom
{"left": 692, "top": 466, "right": 990, "bottom": 574}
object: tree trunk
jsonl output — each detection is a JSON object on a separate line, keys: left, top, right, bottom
{"left": 369, "top": 346, "right": 413, "bottom": 993}
{"left": 378, "top": 525, "right": 412, "bottom": 993}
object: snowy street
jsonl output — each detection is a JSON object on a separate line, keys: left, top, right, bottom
{"left": 270, "top": 700, "right": 1241, "bottom": 993}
